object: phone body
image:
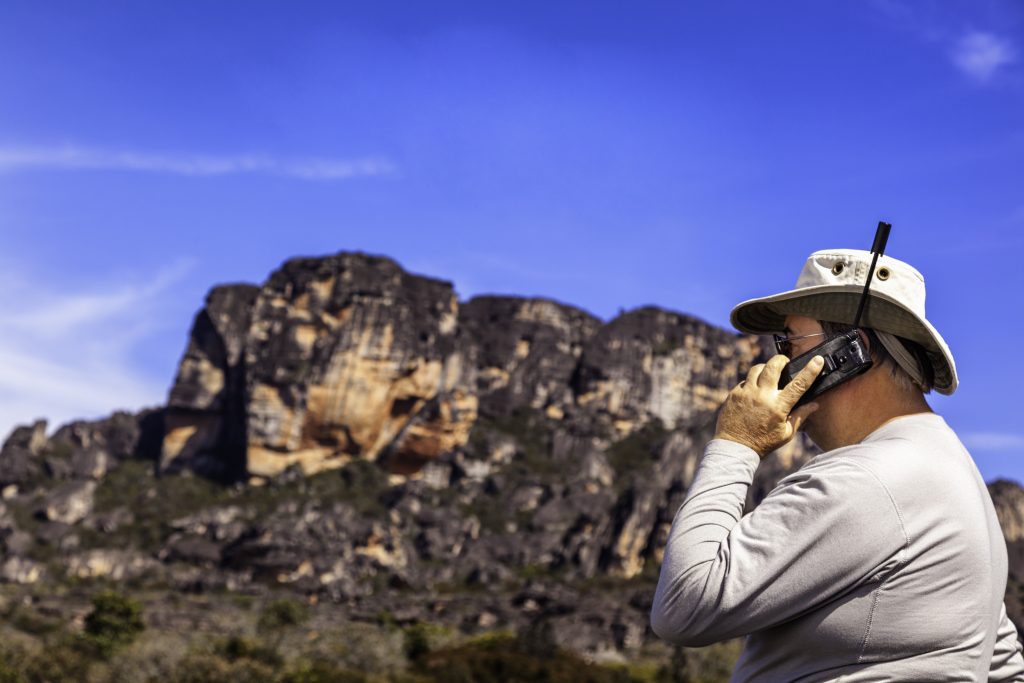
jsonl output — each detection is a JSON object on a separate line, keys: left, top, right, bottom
{"left": 778, "top": 328, "right": 873, "bottom": 408}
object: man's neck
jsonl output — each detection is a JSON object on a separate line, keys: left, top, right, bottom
{"left": 813, "top": 369, "right": 932, "bottom": 451}
{"left": 845, "top": 396, "right": 932, "bottom": 446}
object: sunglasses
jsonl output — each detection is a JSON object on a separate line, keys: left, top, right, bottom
{"left": 772, "top": 331, "right": 828, "bottom": 357}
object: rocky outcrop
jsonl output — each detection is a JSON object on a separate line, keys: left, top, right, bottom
{"left": 41, "top": 480, "right": 97, "bottom": 525}
{"left": 161, "top": 255, "right": 480, "bottom": 479}
{"left": 989, "top": 480, "right": 1024, "bottom": 629}
{"left": 158, "top": 252, "right": 782, "bottom": 484}
{"left": 0, "top": 419, "right": 48, "bottom": 487}
{"left": 456, "top": 296, "right": 601, "bottom": 420}
{"left": 573, "top": 307, "right": 764, "bottom": 435}
{"left": 991, "top": 480, "right": 1024, "bottom": 543}
{"left": 162, "top": 284, "right": 259, "bottom": 480}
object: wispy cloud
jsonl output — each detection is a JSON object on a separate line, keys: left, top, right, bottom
{"left": 0, "top": 259, "right": 195, "bottom": 444}
{"left": 868, "top": 3, "right": 1017, "bottom": 85}
{"left": 951, "top": 31, "right": 1015, "bottom": 83}
{"left": 962, "top": 432, "right": 1024, "bottom": 452}
{"left": 0, "top": 145, "right": 396, "bottom": 180}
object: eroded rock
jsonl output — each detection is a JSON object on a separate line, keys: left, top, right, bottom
{"left": 41, "top": 480, "right": 97, "bottom": 525}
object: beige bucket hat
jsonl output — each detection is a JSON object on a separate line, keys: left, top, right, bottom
{"left": 729, "top": 249, "right": 958, "bottom": 395}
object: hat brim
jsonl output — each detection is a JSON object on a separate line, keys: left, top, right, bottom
{"left": 730, "top": 284, "right": 957, "bottom": 395}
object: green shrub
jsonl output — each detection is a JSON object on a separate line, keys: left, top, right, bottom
{"left": 0, "top": 644, "right": 27, "bottom": 683}
{"left": 257, "top": 598, "right": 309, "bottom": 650}
{"left": 404, "top": 624, "right": 431, "bottom": 663}
{"left": 280, "top": 659, "right": 369, "bottom": 683}
{"left": 416, "top": 634, "right": 636, "bottom": 683}
{"left": 167, "top": 652, "right": 278, "bottom": 683}
{"left": 257, "top": 598, "right": 309, "bottom": 634}
{"left": 216, "top": 635, "right": 283, "bottom": 668}
{"left": 82, "top": 590, "right": 145, "bottom": 658}
{"left": 402, "top": 622, "right": 457, "bottom": 664}
{"left": 106, "top": 631, "right": 189, "bottom": 683}
{"left": 20, "top": 638, "right": 95, "bottom": 683}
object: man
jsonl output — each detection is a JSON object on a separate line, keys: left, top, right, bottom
{"left": 650, "top": 248, "right": 1024, "bottom": 681}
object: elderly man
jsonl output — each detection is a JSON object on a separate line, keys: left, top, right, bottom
{"left": 650, "top": 247, "right": 1024, "bottom": 681}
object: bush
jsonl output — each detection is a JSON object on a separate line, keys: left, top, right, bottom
{"left": 257, "top": 599, "right": 309, "bottom": 634}
{"left": 19, "top": 638, "right": 95, "bottom": 683}
{"left": 280, "top": 659, "right": 369, "bottom": 683}
{"left": 82, "top": 590, "right": 145, "bottom": 658}
{"left": 257, "top": 598, "right": 309, "bottom": 651}
{"left": 0, "top": 645, "right": 27, "bottom": 683}
{"left": 106, "top": 631, "right": 189, "bottom": 683}
{"left": 216, "top": 635, "right": 283, "bottom": 668}
{"left": 416, "top": 634, "right": 636, "bottom": 683}
{"left": 167, "top": 652, "right": 278, "bottom": 683}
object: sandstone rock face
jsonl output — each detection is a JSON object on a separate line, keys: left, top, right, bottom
{"left": 160, "top": 252, "right": 779, "bottom": 483}
{"left": 162, "top": 284, "right": 259, "bottom": 479}
{"left": 242, "top": 254, "right": 474, "bottom": 477}
{"left": 457, "top": 296, "right": 601, "bottom": 419}
{"left": 573, "top": 307, "right": 763, "bottom": 434}
{"left": 161, "top": 255, "right": 483, "bottom": 479}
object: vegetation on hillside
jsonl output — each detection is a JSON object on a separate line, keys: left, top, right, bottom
{"left": 0, "top": 587, "right": 741, "bottom": 682}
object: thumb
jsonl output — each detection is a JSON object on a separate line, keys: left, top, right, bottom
{"left": 779, "top": 355, "right": 825, "bottom": 410}
{"left": 788, "top": 401, "right": 819, "bottom": 433}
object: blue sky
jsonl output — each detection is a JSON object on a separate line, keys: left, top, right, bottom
{"left": 1, "top": 1, "right": 1022, "bottom": 481}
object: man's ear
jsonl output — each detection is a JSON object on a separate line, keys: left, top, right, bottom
{"left": 856, "top": 328, "right": 870, "bottom": 350}
{"left": 857, "top": 328, "right": 883, "bottom": 365}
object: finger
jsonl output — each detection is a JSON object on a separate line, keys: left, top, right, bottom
{"left": 788, "top": 401, "right": 819, "bottom": 433}
{"left": 757, "top": 354, "right": 790, "bottom": 388}
{"left": 746, "top": 363, "right": 765, "bottom": 386}
{"left": 778, "top": 355, "right": 825, "bottom": 410}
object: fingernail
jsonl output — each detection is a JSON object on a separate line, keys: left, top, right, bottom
{"left": 811, "top": 355, "right": 824, "bottom": 367}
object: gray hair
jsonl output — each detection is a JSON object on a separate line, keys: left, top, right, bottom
{"left": 817, "top": 320, "right": 933, "bottom": 394}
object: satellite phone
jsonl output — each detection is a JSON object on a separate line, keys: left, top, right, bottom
{"left": 777, "top": 221, "right": 892, "bottom": 408}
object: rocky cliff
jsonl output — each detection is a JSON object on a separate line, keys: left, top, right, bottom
{"left": 1, "top": 250, "right": 1021, "bottom": 662}
{"left": 160, "top": 252, "right": 766, "bottom": 485}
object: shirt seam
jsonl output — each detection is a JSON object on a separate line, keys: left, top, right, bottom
{"left": 842, "top": 459, "right": 911, "bottom": 667}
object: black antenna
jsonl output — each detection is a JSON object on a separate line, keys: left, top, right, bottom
{"left": 851, "top": 221, "right": 891, "bottom": 328}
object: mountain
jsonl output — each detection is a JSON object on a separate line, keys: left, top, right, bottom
{"left": 0, "top": 250, "right": 1020, "bottom": 675}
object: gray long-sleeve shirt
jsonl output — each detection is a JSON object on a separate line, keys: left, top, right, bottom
{"left": 651, "top": 412, "right": 1024, "bottom": 681}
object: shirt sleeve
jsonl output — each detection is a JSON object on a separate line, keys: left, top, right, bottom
{"left": 650, "top": 438, "right": 907, "bottom": 647}
{"left": 989, "top": 602, "right": 1024, "bottom": 682}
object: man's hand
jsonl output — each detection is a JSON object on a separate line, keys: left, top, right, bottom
{"left": 714, "top": 354, "right": 825, "bottom": 458}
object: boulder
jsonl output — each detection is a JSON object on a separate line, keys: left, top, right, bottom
{"left": 65, "top": 549, "right": 158, "bottom": 581}
{"left": 40, "top": 480, "right": 97, "bottom": 524}
{"left": 1, "top": 557, "right": 43, "bottom": 584}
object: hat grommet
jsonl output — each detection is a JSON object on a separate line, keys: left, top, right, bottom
{"left": 877, "top": 267, "right": 890, "bottom": 281}
{"left": 831, "top": 263, "right": 845, "bottom": 276}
